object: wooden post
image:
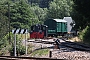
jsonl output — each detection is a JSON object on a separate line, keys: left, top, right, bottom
{"left": 49, "top": 50, "right": 52, "bottom": 58}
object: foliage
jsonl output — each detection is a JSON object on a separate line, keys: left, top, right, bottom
{"left": 0, "top": 34, "right": 9, "bottom": 50}
{"left": 71, "top": 10, "right": 85, "bottom": 30}
{"left": 1, "top": 0, "right": 90, "bottom": 55}
{"left": 9, "top": 45, "right": 25, "bottom": 56}
{"left": 46, "top": 0, "right": 74, "bottom": 19}
{"left": 0, "top": 32, "right": 12, "bottom": 55}
{"left": 0, "top": 0, "right": 10, "bottom": 53}
{"left": 27, "top": 44, "right": 33, "bottom": 54}
{"left": 10, "top": 0, "right": 39, "bottom": 29}
{"left": 0, "top": 0, "right": 40, "bottom": 56}
{"left": 39, "top": 0, "right": 52, "bottom": 8}
{"left": 31, "top": 49, "right": 49, "bottom": 57}
{"left": 9, "top": 34, "right": 25, "bottom": 56}
{"left": 31, "top": 5, "right": 48, "bottom": 24}
{"left": 0, "top": 3, "right": 9, "bottom": 40}
{"left": 79, "top": 26, "right": 90, "bottom": 44}
{"left": 73, "top": 0, "right": 90, "bottom": 30}
{"left": 28, "top": 0, "right": 53, "bottom": 8}
{"left": 73, "top": 0, "right": 90, "bottom": 44}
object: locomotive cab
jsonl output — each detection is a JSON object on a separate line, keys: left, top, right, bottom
{"left": 30, "top": 24, "right": 47, "bottom": 39}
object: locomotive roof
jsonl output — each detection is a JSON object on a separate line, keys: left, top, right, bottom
{"left": 53, "top": 19, "right": 67, "bottom": 22}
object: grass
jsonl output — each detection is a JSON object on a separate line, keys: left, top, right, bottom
{"left": 30, "top": 49, "right": 49, "bottom": 57}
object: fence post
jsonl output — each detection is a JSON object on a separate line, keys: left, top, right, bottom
{"left": 14, "top": 33, "right": 17, "bottom": 56}
{"left": 25, "top": 33, "right": 27, "bottom": 55}
{"left": 49, "top": 50, "right": 52, "bottom": 58}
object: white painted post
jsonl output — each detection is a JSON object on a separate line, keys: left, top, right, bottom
{"left": 14, "top": 33, "right": 17, "bottom": 56}
{"left": 25, "top": 33, "right": 27, "bottom": 55}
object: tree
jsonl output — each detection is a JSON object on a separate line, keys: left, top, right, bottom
{"left": 0, "top": 1, "right": 9, "bottom": 40}
{"left": 0, "top": 0, "right": 36, "bottom": 55}
{"left": 0, "top": 0, "right": 11, "bottom": 55}
{"left": 73, "top": 0, "right": 90, "bottom": 29}
{"left": 28, "top": 0, "right": 53, "bottom": 8}
{"left": 10, "top": 0, "right": 39, "bottom": 29}
{"left": 31, "top": 6, "right": 48, "bottom": 24}
{"left": 39, "top": 0, "right": 50, "bottom": 8}
{"left": 46, "top": 0, "right": 74, "bottom": 19}
{"left": 72, "top": 0, "right": 90, "bottom": 44}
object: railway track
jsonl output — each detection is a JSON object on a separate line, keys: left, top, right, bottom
{"left": 28, "top": 38, "right": 90, "bottom": 52}
{"left": 50, "top": 38, "right": 90, "bottom": 59}
{"left": 28, "top": 39, "right": 54, "bottom": 44}
{"left": 59, "top": 38, "right": 90, "bottom": 52}
{"left": 2, "top": 38, "right": 89, "bottom": 60}
{"left": 0, "top": 56, "right": 64, "bottom": 60}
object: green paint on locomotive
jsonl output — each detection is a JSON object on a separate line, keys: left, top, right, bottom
{"left": 44, "top": 19, "right": 67, "bottom": 36}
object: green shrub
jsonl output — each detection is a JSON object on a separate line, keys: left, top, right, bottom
{"left": 9, "top": 34, "right": 26, "bottom": 56}
{"left": 9, "top": 45, "right": 25, "bottom": 56}
{"left": 79, "top": 26, "right": 90, "bottom": 44}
